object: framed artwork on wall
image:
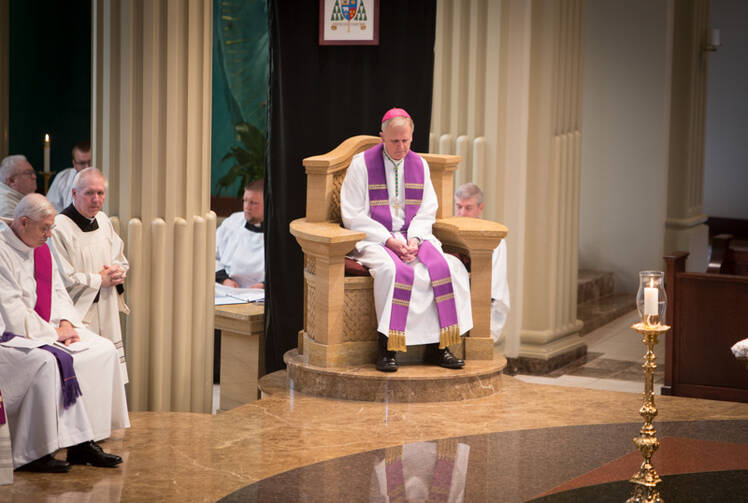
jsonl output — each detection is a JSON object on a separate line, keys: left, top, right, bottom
{"left": 319, "top": 0, "right": 379, "bottom": 46}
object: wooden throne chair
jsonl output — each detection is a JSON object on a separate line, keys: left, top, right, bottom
{"left": 289, "top": 135, "right": 507, "bottom": 369}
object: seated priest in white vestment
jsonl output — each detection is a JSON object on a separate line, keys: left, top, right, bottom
{"left": 46, "top": 140, "right": 92, "bottom": 212}
{"left": 454, "top": 183, "right": 510, "bottom": 343}
{"left": 0, "top": 194, "right": 129, "bottom": 472}
{"left": 215, "top": 179, "right": 265, "bottom": 289}
{"left": 50, "top": 168, "right": 130, "bottom": 382}
{"left": 340, "top": 108, "right": 472, "bottom": 372}
{"left": 0, "top": 155, "right": 38, "bottom": 218}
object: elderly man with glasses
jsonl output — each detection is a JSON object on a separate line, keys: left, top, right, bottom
{"left": 0, "top": 155, "right": 37, "bottom": 218}
{"left": 0, "top": 194, "right": 129, "bottom": 472}
{"left": 46, "top": 140, "right": 92, "bottom": 212}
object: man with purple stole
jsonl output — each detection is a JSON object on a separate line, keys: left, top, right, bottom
{"left": 341, "top": 108, "right": 473, "bottom": 372}
{"left": 0, "top": 194, "right": 128, "bottom": 472}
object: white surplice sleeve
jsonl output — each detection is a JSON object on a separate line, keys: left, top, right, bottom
{"left": 340, "top": 153, "right": 392, "bottom": 246}
{"left": 0, "top": 252, "right": 58, "bottom": 342}
{"left": 215, "top": 212, "right": 240, "bottom": 272}
{"left": 104, "top": 213, "right": 129, "bottom": 273}
{"left": 50, "top": 218, "right": 103, "bottom": 295}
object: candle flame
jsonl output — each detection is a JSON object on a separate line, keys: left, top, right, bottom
{"left": 649, "top": 279, "right": 655, "bottom": 288}
{"left": 44, "top": 134, "right": 50, "bottom": 142}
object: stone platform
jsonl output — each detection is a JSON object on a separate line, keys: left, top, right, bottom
{"left": 258, "top": 349, "right": 507, "bottom": 402}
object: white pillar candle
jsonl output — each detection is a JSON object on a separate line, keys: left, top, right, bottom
{"left": 710, "top": 28, "right": 720, "bottom": 47}
{"left": 43, "top": 134, "right": 51, "bottom": 173}
{"left": 644, "top": 286, "right": 658, "bottom": 315}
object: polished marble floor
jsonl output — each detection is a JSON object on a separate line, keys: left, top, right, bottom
{"left": 515, "top": 310, "right": 667, "bottom": 394}
{"left": 3, "top": 310, "right": 748, "bottom": 502}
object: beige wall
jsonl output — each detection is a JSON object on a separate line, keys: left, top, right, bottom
{"left": 579, "top": 0, "right": 673, "bottom": 294}
{"left": 704, "top": 0, "right": 748, "bottom": 219}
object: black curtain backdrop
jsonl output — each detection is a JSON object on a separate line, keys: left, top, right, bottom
{"left": 265, "top": 0, "right": 437, "bottom": 372}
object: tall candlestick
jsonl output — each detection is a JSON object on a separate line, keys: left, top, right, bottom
{"left": 43, "top": 134, "right": 51, "bottom": 173}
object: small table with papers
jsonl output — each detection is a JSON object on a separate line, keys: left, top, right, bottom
{"left": 214, "top": 302, "right": 265, "bottom": 409}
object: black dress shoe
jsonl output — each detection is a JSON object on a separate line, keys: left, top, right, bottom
{"left": 16, "top": 454, "right": 71, "bottom": 473}
{"left": 67, "top": 441, "right": 122, "bottom": 468}
{"left": 376, "top": 333, "right": 399, "bottom": 372}
{"left": 376, "top": 352, "right": 399, "bottom": 372}
{"left": 428, "top": 346, "right": 465, "bottom": 369}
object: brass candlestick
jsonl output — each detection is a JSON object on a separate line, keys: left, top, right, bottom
{"left": 38, "top": 171, "right": 53, "bottom": 194}
{"left": 626, "top": 321, "right": 669, "bottom": 503}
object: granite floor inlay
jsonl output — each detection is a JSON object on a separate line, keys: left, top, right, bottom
{"left": 2, "top": 375, "right": 747, "bottom": 502}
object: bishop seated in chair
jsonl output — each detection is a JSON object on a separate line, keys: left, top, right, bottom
{"left": 340, "top": 108, "right": 473, "bottom": 372}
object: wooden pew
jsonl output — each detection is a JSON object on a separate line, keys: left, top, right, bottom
{"left": 663, "top": 252, "right": 748, "bottom": 402}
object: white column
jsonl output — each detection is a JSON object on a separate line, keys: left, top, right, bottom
{"left": 92, "top": 0, "right": 215, "bottom": 412}
{"left": 430, "top": 0, "right": 586, "bottom": 367}
{"left": 665, "top": 0, "right": 710, "bottom": 272}
{"left": 519, "top": 0, "right": 586, "bottom": 365}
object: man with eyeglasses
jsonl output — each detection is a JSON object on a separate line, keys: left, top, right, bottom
{"left": 0, "top": 194, "right": 129, "bottom": 472}
{"left": 0, "top": 155, "right": 37, "bottom": 218}
{"left": 46, "top": 140, "right": 92, "bottom": 212}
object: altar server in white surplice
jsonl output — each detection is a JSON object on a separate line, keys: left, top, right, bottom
{"left": 454, "top": 183, "right": 510, "bottom": 343}
{"left": 215, "top": 179, "right": 265, "bottom": 289}
{"left": 46, "top": 140, "right": 92, "bottom": 212}
{"left": 50, "top": 168, "right": 130, "bottom": 382}
{"left": 0, "top": 194, "right": 128, "bottom": 472}
{"left": 340, "top": 108, "right": 472, "bottom": 372}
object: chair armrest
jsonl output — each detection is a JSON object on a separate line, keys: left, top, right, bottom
{"left": 433, "top": 216, "right": 507, "bottom": 254}
{"left": 290, "top": 218, "right": 365, "bottom": 257}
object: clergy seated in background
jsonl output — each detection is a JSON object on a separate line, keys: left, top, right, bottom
{"left": 0, "top": 155, "right": 38, "bottom": 218}
{"left": 340, "top": 108, "right": 472, "bottom": 373}
{"left": 215, "top": 179, "right": 265, "bottom": 289}
{"left": 454, "top": 183, "right": 511, "bottom": 343}
{"left": 0, "top": 194, "right": 129, "bottom": 472}
{"left": 46, "top": 141, "right": 92, "bottom": 212}
{"left": 50, "top": 168, "right": 130, "bottom": 382}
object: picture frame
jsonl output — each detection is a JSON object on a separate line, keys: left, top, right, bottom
{"left": 319, "top": 0, "right": 380, "bottom": 46}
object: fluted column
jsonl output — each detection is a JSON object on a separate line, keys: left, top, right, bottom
{"left": 92, "top": 0, "right": 215, "bottom": 413}
{"left": 0, "top": 0, "right": 8, "bottom": 157}
{"left": 664, "top": 0, "right": 710, "bottom": 272}
{"left": 520, "top": 0, "right": 586, "bottom": 364}
{"left": 430, "top": 0, "right": 585, "bottom": 366}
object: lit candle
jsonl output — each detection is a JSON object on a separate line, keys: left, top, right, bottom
{"left": 644, "top": 281, "right": 658, "bottom": 316}
{"left": 43, "top": 134, "right": 51, "bottom": 173}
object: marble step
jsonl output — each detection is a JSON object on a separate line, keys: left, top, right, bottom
{"left": 577, "top": 269, "right": 615, "bottom": 304}
{"left": 577, "top": 293, "right": 636, "bottom": 335}
{"left": 259, "top": 349, "right": 506, "bottom": 403}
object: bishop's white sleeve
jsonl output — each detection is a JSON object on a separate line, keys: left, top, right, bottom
{"left": 340, "top": 154, "right": 392, "bottom": 245}
{"left": 0, "top": 256, "right": 58, "bottom": 342}
{"left": 405, "top": 157, "right": 437, "bottom": 242}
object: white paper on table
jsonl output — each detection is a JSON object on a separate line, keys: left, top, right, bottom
{"left": 214, "top": 284, "right": 264, "bottom": 305}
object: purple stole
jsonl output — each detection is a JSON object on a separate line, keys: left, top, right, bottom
{"left": 365, "top": 144, "right": 460, "bottom": 351}
{"left": 10, "top": 244, "right": 83, "bottom": 408}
